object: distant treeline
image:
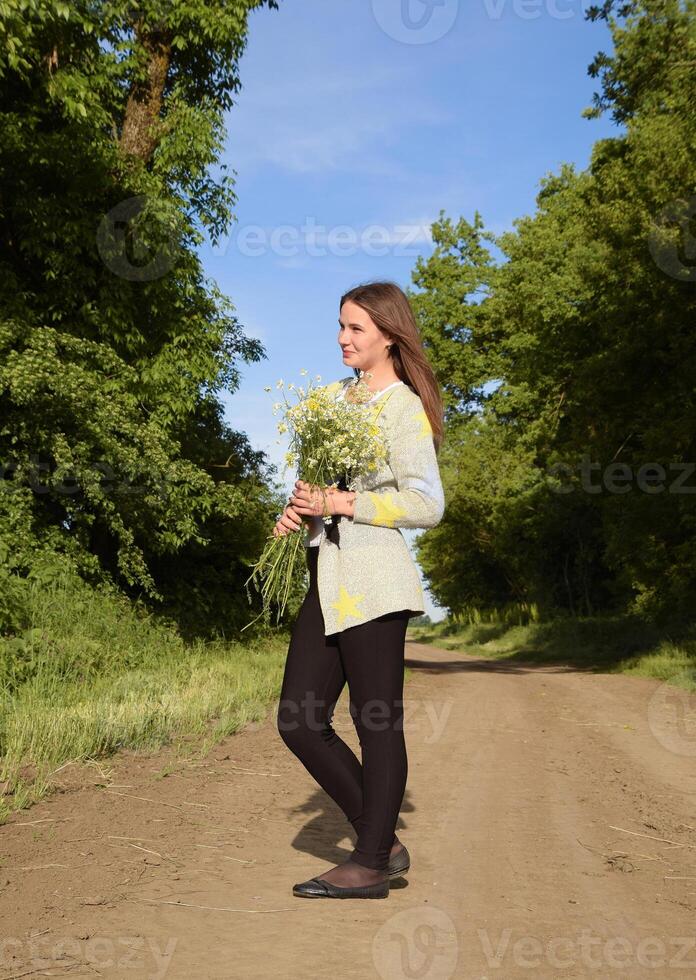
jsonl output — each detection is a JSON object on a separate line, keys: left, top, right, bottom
{"left": 412, "top": 0, "right": 696, "bottom": 625}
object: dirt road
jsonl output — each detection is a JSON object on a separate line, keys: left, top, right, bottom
{"left": 1, "top": 641, "right": 695, "bottom": 979}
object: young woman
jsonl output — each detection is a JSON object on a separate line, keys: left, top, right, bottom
{"left": 274, "top": 280, "right": 445, "bottom": 900}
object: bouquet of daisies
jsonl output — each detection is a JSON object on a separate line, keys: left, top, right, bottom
{"left": 242, "top": 369, "right": 388, "bottom": 629}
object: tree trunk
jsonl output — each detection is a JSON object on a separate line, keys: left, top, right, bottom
{"left": 563, "top": 551, "right": 576, "bottom": 617}
{"left": 119, "top": 22, "right": 172, "bottom": 163}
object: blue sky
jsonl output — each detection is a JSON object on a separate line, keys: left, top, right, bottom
{"left": 199, "top": 0, "right": 619, "bottom": 621}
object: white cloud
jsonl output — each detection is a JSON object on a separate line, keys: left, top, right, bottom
{"left": 226, "top": 65, "right": 454, "bottom": 176}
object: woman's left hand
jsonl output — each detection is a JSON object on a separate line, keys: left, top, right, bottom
{"left": 289, "top": 480, "right": 343, "bottom": 517}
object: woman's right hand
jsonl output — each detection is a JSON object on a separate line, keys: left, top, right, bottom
{"left": 273, "top": 503, "right": 304, "bottom": 537}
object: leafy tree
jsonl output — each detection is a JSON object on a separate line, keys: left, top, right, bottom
{"left": 0, "top": 0, "right": 286, "bottom": 635}
{"left": 413, "top": 0, "right": 696, "bottom": 623}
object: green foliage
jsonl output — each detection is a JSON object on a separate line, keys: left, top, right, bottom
{"left": 0, "top": 562, "right": 290, "bottom": 818}
{"left": 413, "top": 0, "right": 696, "bottom": 624}
{"left": 408, "top": 609, "right": 696, "bottom": 682}
{"left": 408, "top": 210, "right": 502, "bottom": 421}
{"left": 0, "top": 0, "right": 285, "bottom": 635}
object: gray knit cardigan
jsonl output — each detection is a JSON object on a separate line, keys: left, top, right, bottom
{"left": 303, "top": 375, "right": 445, "bottom": 635}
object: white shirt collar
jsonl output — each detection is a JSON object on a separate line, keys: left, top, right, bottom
{"left": 338, "top": 379, "right": 404, "bottom": 404}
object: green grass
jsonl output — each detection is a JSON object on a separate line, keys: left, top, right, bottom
{"left": 0, "top": 569, "right": 291, "bottom": 824}
{"left": 407, "top": 611, "right": 696, "bottom": 690}
{"left": 0, "top": 568, "right": 419, "bottom": 826}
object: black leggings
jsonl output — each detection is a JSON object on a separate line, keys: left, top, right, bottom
{"left": 277, "top": 546, "right": 410, "bottom": 871}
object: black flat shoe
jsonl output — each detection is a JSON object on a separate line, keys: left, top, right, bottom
{"left": 387, "top": 842, "right": 410, "bottom": 878}
{"left": 292, "top": 844, "right": 411, "bottom": 899}
{"left": 292, "top": 875, "right": 389, "bottom": 899}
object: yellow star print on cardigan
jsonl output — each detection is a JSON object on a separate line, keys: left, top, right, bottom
{"left": 357, "top": 491, "right": 408, "bottom": 528}
{"left": 412, "top": 409, "right": 433, "bottom": 440}
{"left": 351, "top": 397, "right": 445, "bottom": 530}
{"left": 330, "top": 584, "right": 365, "bottom": 627}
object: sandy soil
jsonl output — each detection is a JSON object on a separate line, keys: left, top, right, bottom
{"left": 1, "top": 641, "right": 695, "bottom": 980}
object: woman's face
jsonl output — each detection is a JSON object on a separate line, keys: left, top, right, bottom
{"left": 337, "top": 300, "right": 392, "bottom": 374}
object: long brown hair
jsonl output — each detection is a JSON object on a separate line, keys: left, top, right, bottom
{"left": 340, "top": 280, "right": 444, "bottom": 453}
